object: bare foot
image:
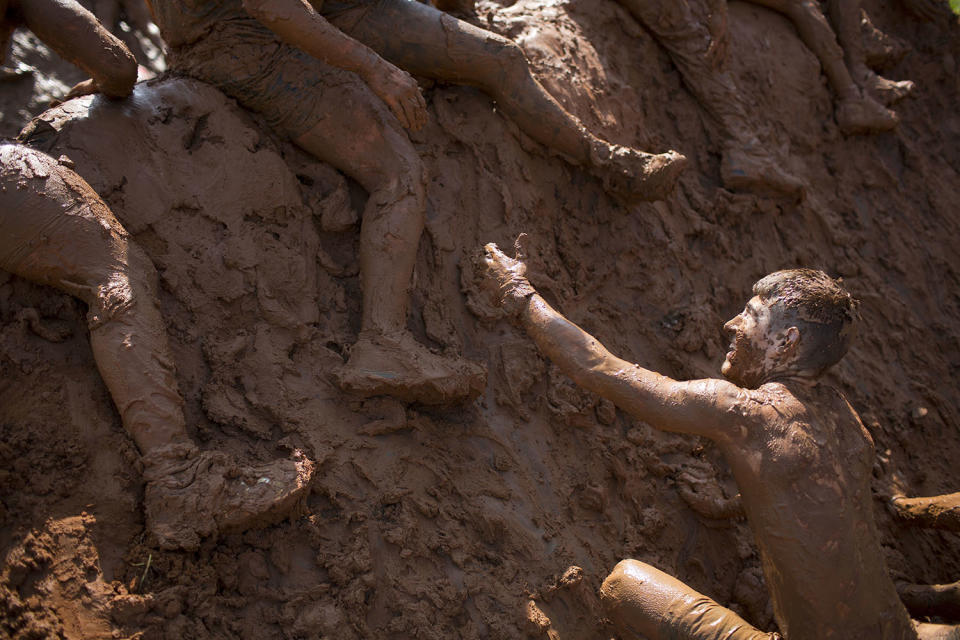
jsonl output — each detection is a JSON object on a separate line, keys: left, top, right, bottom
{"left": 721, "top": 142, "right": 805, "bottom": 197}
{"left": 143, "top": 444, "right": 315, "bottom": 551}
{"left": 337, "top": 330, "right": 486, "bottom": 405}
{"left": 836, "top": 93, "right": 899, "bottom": 134}
{"left": 856, "top": 67, "right": 915, "bottom": 106}
{"left": 589, "top": 143, "right": 688, "bottom": 204}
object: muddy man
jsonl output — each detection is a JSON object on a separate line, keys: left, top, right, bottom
{"left": 0, "top": 0, "right": 314, "bottom": 551}
{"left": 483, "top": 238, "right": 960, "bottom": 639}
{"left": 144, "top": 0, "right": 688, "bottom": 403}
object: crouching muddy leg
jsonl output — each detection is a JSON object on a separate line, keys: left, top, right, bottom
{"left": 743, "top": 0, "right": 897, "bottom": 133}
{"left": 614, "top": 0, "right": 804, "bottom": 196}
{"left": 600, "top": 559, "right": 780, "bottom": 640}
{"left": 325, "top": 0, "right": 687, "bottom": 203}
{"left": 0, "top": 144, "right": 314, "bottom": 550}
{"left": 288, "top": 75, "right": 486, "bottom": 404}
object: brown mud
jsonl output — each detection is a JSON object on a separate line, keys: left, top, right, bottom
{"left": 1, "top": 1, "right": 960, "bottom": 638}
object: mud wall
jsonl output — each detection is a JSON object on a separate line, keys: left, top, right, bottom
{"left": 2, "top": 1, "right": 960, "bottom": 638}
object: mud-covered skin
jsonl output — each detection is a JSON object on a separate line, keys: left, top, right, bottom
{"left": 891, "top": 492, "right": 960, "bottom": 532}
{"left": 321, "top": 0, "right": 686, "bottom": 200}
{"left": 615, "top": 0, "right": 803, "bottom": 195}
{"left": 482, "top": 242, "right": 947, "bottom": 640}
{"left": 601, "top": 560, "right": 780, "bottom": 639}
{"left": 739, "top": 0, "right": 897, "bottom": 134}
{"left": 0, "top": 144, "right": 184, "bottom": 454}
{"left": 1, "top": 0, "right": 136, "bottom": 97}
{"left": 0, "top": 144, "right": 316, "bottom": 548}
{"left": 152, "top": 0, "right": 491, "bottom": 403}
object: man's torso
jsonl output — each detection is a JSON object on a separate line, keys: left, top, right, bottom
{"left": 724, "top": 382, "right": 916, "bottom": 640}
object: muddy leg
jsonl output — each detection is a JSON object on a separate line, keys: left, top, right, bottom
{"left": 0, "top": 145, "right": 187, "bottom": 455}
{"left": 891, "top": 493, "right": 960, "bottom": 532}
{"left": 824, "top": 0, "right": 914, "bottom": 105}
{"left": 899, "top": 581, "right": 960, "bottom": 621}
{"left": 744, "top": 0, "right": 896, "bottom": 133}
{"left": 617, "top": 0, "right": 802, "bottom": 195}
{"left": 332, "top": 0, "right": 686, "bottom": 203}
{"left": 291, "top": 76, "right": 484, "bottom": 404}
{"left": 916, "top": 621, "right": 960, "bottom": 640}
{"left": 0, "top": 144, "right": 314, "bottom": 550}
{"left": 600, "top": 559, "right": 779, "bottom": 640}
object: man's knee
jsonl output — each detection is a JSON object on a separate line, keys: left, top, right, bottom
{"left": 472, "top": 36, "right": 530, "bottom": 91}
{"left": 86, "top": 241, "right": 157, "bottom": 330}
{"left": 600, "top": 559, "right": 654, "bottom": 617}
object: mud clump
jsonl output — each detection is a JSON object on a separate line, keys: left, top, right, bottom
{"left": 2, "top": 2, "right": 960, "bottom": 638}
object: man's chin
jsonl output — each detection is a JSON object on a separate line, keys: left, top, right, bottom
{"left": 720, "top": 359, "right": 733, "bottom": 378}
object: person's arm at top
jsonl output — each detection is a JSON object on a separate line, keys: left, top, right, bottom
{"left": 17, "top": 0, "right": 136, "bottom": 98}
{"left": 242, "top": 0, "right": 427, "bottom": 130}
{"left": 483, "top": 239, "right": 753, "bottom": 441}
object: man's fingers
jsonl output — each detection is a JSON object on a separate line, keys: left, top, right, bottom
{"left": 387, "top": 97, "right": 411, "bottom": 130}
{"left": 513, "top": 233, "right": 530, "bottom": 261}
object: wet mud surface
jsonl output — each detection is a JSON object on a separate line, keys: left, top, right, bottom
{"left": 2, "top": 2, "right": 960, "bottom": 638}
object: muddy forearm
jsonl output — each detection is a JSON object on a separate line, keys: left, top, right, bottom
{"left": 520, "top": 293, "right": 619, "bottom": 389}
{"left": 519, "top": 294, "right": 735, "bottom": 436}
{"left": 243, "top": 0, "right": 385, "bottom": 80}
{"left": 19, "top": 0, "right": 136, "bottom": 97}
{"left": 892, "top": 493, "right": 960, "bottom": 532}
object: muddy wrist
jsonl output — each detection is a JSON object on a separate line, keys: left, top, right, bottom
{"left": 499, "top": 277, "right": 536, "bottom": 315}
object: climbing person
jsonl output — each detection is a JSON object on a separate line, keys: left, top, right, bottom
{"left": 482, "top": 237, "right": 959, "bottom": 639}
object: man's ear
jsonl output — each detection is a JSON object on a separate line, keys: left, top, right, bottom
{"left": 778, "top": 326, "right": 800, "bottom": 357}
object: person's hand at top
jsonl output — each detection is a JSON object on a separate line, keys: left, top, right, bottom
{"left": 361, "top": 60, "right": 427, "bottom": 131}
{"left": 242, "top": 0, "right": 428, "bottom": 131}
{"left": 482, "top": 234, "right": 537, "bottom": 315}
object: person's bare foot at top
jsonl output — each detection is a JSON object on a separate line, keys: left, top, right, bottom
{"left": 836, "top": 91, "right": 899, "bottom": 134}
{"left": 588, "top": 143, "right": 688, "bottom": 204}
{"left": 856, "top": 67, "right": 915, "bottom": 106}
{"left": 721, "top": 141, "right": 805, "bottom": 197}
{"left": 337, "top": 330, "right": 487, "bottom": 405}
{"left": 143, "top": 444, "right": 316, "bottom": 551}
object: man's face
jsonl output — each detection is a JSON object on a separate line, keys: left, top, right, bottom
{"left": 721, "top": 296, "right": 781, "bottom": 388}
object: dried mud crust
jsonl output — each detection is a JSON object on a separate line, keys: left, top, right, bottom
{"left": 1, "top": 2, "right": 959, "bottom": 639}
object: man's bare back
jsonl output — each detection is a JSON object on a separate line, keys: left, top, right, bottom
{"left": 481, "top": 240, "right": 949, "bottom": 639}
{"left": 724, "top": 382, "right": 912, "bottom": 638}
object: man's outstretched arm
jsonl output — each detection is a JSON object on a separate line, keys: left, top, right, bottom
{"left": 483, "top": 239, "right": 751, "bottom": 441}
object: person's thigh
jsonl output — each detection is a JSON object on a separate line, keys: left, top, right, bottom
{"left": 329, "top": 0, "right": 515, "bottom": 83}
{"left": 0, "top": 145, "right": 128, "bottom": 298}
{"left": 283, "top": 57, "right": 420, "bottom": 193}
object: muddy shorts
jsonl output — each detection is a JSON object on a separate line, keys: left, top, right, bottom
{"left": 169, "top": 18, "right": 380, "bottom": 141}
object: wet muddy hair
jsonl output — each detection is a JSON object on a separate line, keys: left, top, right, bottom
{"left": 753, "top": 269, "right": 861, "bottom": 375}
